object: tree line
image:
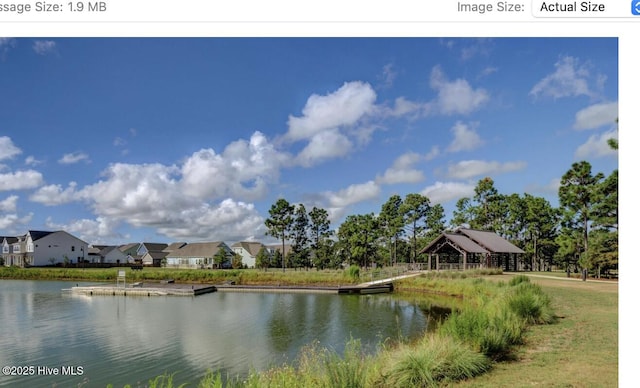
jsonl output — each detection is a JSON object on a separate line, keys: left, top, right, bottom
{"left": 263, "top": 162, "right": 617, "bottom": 277}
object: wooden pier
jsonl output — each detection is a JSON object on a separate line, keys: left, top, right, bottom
{"left": 216, "top": 283, "right": 394, "bottom": 295}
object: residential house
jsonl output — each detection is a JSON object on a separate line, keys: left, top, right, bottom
{"left": 100, "top": 245, "right": 129, "bottom": 264}
{"left": 2, "top": 230, "right": 88, "bottom": 267}
{"left": 267, "top": 243, "right": 293, "bottom": 260}
{"left": 119, "top": 243, "right": 140, "bottom": 263}
{"left": 135, "top": 242, "right": 169, "bottom": 266}
{"left": 152, "top": 242, "right": 187, "bottom": 267}
{"left": 1, "top": 236, "right": 19, "bottom": 266}
{"left": 166, "top": 242, "right": 233, "bottom": 269}
{"left": 87, "top": 245, "right": 107, "bottom": 263}
{"left": 232, "top": 241, "right": 269, "bottom": 268}
{"left": 85, "top": 244, "right": 134, "bottom": 265}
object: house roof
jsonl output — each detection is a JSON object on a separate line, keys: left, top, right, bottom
{"left": 1, "top": 236, "right": 18, "bottom": 244}
{"left": 145, "top": 250, "right": 169, "bottom": 259}
{"left": 267, "top": 244, "right": 293, "bottom": 257}
{"left": 168, "top": 242, "right": 228, "bottom": 258}
{"left": 163, "top": 242, "right": 187, "bottom": 252}
{"left": 420, "top": 228, "right": 524, "bottom": 255}
{"left": 98, "top": 246, "right": 119, "bottom": 256}
{"left": 27, "top": 230, "right": 88, "bottom": 245}
{"left": 118, "top": 243, "right": 140, "bottom": 255}
{"left": 458, "top": 229, "right": 525, "bottom": 254}
{"left": 232, "top": 241, "right": 265, "bottom": 256}
{"left": 28, "top": 230, "right": 55, "bottom": 241}
{"left": 141, "top": 243, "right": 169, "bottom": 252}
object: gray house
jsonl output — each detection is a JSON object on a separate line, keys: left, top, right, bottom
{"left": 165, "top": 242, "right": 233, "bottom": 269}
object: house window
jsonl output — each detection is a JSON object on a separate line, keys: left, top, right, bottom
{"left": 2, "top": 246, "right": 8, "bottom": 253}
{"left": 13, "top": 245, "right": 20, "bottom": 253}
{"left": 27, "top": 244, "right": 34, "bottom": 252}
{"left": 71, "top": 246, "right": 75, "bottom": 252}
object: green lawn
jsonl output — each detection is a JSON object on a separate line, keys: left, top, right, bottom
{"left": 454, "top": 274, "right": 618, "bottom": 387}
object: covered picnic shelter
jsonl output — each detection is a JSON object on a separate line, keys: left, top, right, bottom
{"left": 419, "top": 228, "right": 525, "bottom": 271}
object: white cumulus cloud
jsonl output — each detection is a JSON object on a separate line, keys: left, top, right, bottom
{"left": 421, "top": 181, "right": 475, "bottom": 204}
{"left": 429, "top": 66, "right": 489, "bottom": 115}
{"left": 574, "top": 101, "right": 618, "bottom": 130}
{"left": 530, "top": 56, "right": 600, "bottom": 99}
{"left": 294, "top": 129, "right": 352, "bottom": 167}
{"left": 377, "top": 152, "right": 425, "bottom": 185}
{"left": 447, "top": 121, "right": 484, "bottom": 152}
{"left": 0, "top": 136, "right": 22, "bottom": 161}
{"left": 0, "top": 195, "right": 18, "bottom": 212}
{"left": 59, "top": 152, "right": 90, "bottom": 165}
{"left": 0, "top": 170, "right": 44, "bottom": 191}
{"left": 30, "top": 182, "right": 79, "bottom": 206}
{"left": 575, "top": 129, "right": 618, "bottom": 159}
{"left": 285, "top": 81, "right": 377, "bottom": 142}
{"left": 446, "top": 160, "right": 527, "bottom": 180}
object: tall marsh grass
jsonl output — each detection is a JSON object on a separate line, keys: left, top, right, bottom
{"left": 378, "top": 335, "right": 491, "bottom": 387}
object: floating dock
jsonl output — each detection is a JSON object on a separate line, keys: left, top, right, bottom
{"left": 67, "top": 283, "right": 216, "bottom": 297}
{"left": 66, "top": 282, "right": 394, "bottom": 297}
{"left": 338, "top": 283, "right": 394, "bottom": 294}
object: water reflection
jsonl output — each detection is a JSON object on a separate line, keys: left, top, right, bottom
{"left": 0, "top": 280, "right": 453, "bottom": 387}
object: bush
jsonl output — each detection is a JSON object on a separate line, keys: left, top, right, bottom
{"left": 506, "top": 282, "right": 555, "bottom": 324}
{"left": 439, "top": 304, "right": 525, "bottom": 359}
{"left": 345, "top": 265, "right": 360, "bottom": 282}
{"left": 508, "top": 274, "right": 530, "bottom": 286}
{"left": 380, "top": 335, "right": 490, "bottom": 387}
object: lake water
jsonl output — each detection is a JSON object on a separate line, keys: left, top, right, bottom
{"left": 0, "top": 280, "right": 444, "bottom": 387}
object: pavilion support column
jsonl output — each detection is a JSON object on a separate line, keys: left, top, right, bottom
{"left": 436, "top": 254, "right": 440, "bottom": 271}
{"left": 463, "top": 251, "right": 467, "bottom": 271}
{"left": 428, "top": 254, "right": 432, "bottom": 271}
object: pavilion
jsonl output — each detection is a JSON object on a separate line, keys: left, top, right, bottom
{"left": 419, "top": 228, "right": 525, "bottom": 271}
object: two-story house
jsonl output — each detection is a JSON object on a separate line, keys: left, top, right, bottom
{"left": 231, "top": 241, "right": 270, "bottom": 268}
{"left": 3, "top": 230, "right": 88, "bottom": 267}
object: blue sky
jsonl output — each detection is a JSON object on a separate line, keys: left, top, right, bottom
{"left": 0, "top": 38, "right": 618, "bottom": 245}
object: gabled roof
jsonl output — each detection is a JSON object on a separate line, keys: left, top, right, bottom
{"left": 145, "top": 250, "right": 169, "bottom": 259}
{"left": 458, "top": 229, "right": 525, "bottom": 254}
{"left": 1, "top": 236, "right": 18, "bottom": 244}
{"left": 27, "top": 230, "right": 88, "bottom": 245}
{"left": 232, "top": 241, "right": 265, "bottom": 256}
{"left": 420, "top": 228, "right": 524, "bottom": 255}
{"left": 168, "top": 242, "right": 228, "bottom": 258}
{"left": 141, "top": 243, "right": 169, "bottom": 252}
{"left": 28, "top": 230, "right": 55, "bottom": 241}
{"left": 98, "top": 246, "right": 119, "bottom": 256}
{"left": 163, "top": 242, "right": 187, "bottom": 252}
{"left": 118, "top": 243, "right": 140, "bottom": 255}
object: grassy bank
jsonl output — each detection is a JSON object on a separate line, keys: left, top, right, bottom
{"left": 0, "top": 266, "right": 361, "bottom": 286}
{"left": 115, "top": 271, "right": 563, "bottom": 388}
{"left": 453, "top": 274, "right": 618, "bottom": 387}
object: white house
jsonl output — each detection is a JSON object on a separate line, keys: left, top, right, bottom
{"left": 5, "top": 230, "right": 88, "bottom": 267}
{"left": 231, "top": 241, "right": 269, "bottom": 268}
{"left": 1, "top": 236, "right": 19, "bottom": 266}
